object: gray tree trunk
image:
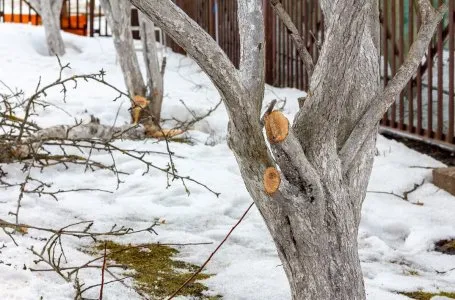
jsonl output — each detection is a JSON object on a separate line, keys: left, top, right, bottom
{"left": 100, "top": 0, "right": 146, "bottom": 98}
{"left": 129, "top": 0, "right": 447, "bottom": 299}
{"left": 28, "top": 0, "right": 65, "bottom": 56}
{"left": 100, "top": 0, "right": 164, "bottom": 126}
{"left": 139, "top": 14, "right": 164, "bottom": 126}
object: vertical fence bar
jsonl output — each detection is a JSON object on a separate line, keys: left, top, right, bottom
{"left": 265, "top": 0, "right": 274, "bottom": 85}
{"left": 68, "top": 0, "right": 71, "bottom": 23}
{"left": 382, "top": 0, "right": 389, "bottom": 124}
{"left": 228, "top": 0, "right": 232, "bottom": 63}
{"left": 19, "top": 0, "right": 23, "bottom": 23}
{"left": 427, "top": 37, "right": 434, "bottom": 138}
{"left": 398, "top": 0, "right": 404, "bottom": 130}
{"left": 436, "top": 0, "right": 443, "bottom": 140}
{"left": 313, "top": 0, "right": 319, "bottom": 61}
{"left": 291, "top": 1, "right": 300, "bottom": 88}
{"left": 28, "top": 0, "right": 32, "bottom": 24}
{"left": 98, "top": 3, "right": 102, "bottom": 35}
{"left": 407, "top": 0, "right": 414, "bottom": 133}
{"left": 286, "top": 0, "right": 291, "bottom": 87}
{"left": 89, "top": 0, "right": 94, "bottom": 37}
{"left": 289, "top": 0, "right": 294, "bottom": 88}
{"left": 416, "top": 10, "right": 423, "bottom": 135}
{"left": 103, "top": 4, "right": 107, "bottom": 36}
{"left": 391, "top": 0, "right": 397, "bottom": 128}
{"left": 304, "top": 0, "right": 309, "bottom": 90}
{"left": 76, "top": 0, "right": 80, "bottom": 32}
{"left": 208, "top": 0, "right": 214, "bottom": 39}
{"left": 277, "top": 0, "right": 282, "bottom": 86}
{"left": 296, "top": 0, "right": 302, "bottom": 90}
{"left": 448, "top": 1, "right": 454, "bottom": 143}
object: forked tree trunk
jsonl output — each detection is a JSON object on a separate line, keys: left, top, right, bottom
{"left": 29, "top": 0, "right": 65, "bottom": 56}
{"left": 130, "top": 0, "right": 447, "bottom": 299}
{"left": 101, "top": 0, "right": 164, "bottom": 127}
{"left": 100, "top": 0, "right": 146, "bottom": 98}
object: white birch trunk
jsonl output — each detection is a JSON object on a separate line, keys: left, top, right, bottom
{"left": 129, "top": 0, "right": 447, "bottom": 299}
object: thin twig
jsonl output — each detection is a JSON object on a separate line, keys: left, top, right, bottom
{"left": 167, "top": 202, "right": 255, "bottom": 300}
{"left": 99, "top": 242, "right": 107, "bottom": 300}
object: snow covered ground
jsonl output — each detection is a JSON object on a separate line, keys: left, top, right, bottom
{"left": 1, "top": 23, "right": 455, "bottom": 300}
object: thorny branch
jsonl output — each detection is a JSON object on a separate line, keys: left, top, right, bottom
{"left": 1, "top": 58, "right": 219, "bottom": 228}
{"left": 0, "top": 53, "right": 223, "bottom": 300}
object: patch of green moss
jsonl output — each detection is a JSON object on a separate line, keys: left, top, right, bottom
{"left": 399, "top": 291, "right": 455, "bottom": 300}
{"left": 94, "top": 241, "right": 219, "bottom": 299}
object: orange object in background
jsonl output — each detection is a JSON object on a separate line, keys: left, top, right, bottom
{"left": 3, "top": 14, "right": 87, "bottom": 36}
{"left": 60, "top": 15, "right": 87, "bottom": 36}
{"left": 3, "top": 14, "right": 41, "bottom": 25}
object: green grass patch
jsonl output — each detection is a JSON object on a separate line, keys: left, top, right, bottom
{"left": 399, "top": 291, "right": 455, "bottom": 299}
{"left": 94, "top": 241, "right": 219, "bottom": 299}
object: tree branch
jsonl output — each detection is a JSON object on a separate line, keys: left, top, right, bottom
{"left": 339, "top": 1, "right": 447, "bottom": 173}
{"left": 12, "top": 123, "right": 145, "bottom": 159}
{"left": 24, "top": 0, "right": 41, "bottom": 14}
{"left": 269, "top": 0, "right": 314, "bottom": 78}
{"left": 129, "top": 0, "right": 243, "bottom": 109}
{"left": 238, "top": 0, "right": 265, "bottom": 111}
{"left": 263, "top": 109, "right": 323, "bottom": 201}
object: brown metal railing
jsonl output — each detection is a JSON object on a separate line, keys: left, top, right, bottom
{"left": 1, "top": 0, "right": 454, "bottom": 146}
{"left": 380, "top": 1, "right": 454, "bottom": 145}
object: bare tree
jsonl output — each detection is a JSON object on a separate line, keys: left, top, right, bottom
{"left": 129, "top": 0, "right": 447, "bottom": 299}
{"left": 27, "top": 0, "right": 65, "bottom": 56}
{"left": 100, "top": 0, "right": 164, "bottom": 129}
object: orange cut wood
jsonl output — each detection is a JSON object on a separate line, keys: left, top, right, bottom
{"left": 264, "top": 111, "right": 289, "bottom": 143}
{"left": 145, "top": 125, "right": 184, "bottom": 139}
{"left": 132, "top": 95, "right": 150, "bottom": 124}
{"left": 264, "top": 167, "right": 281, "bottom": 194}
{"left": 133, "top": 95, "right": 150, "bottom": 108}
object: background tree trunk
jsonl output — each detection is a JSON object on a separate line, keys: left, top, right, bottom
{"left": 139, "top": 14, "right": 164, "bottom": 126}
{"left": 100, "top": 0, "right": 146, "bottom": 98}
{"left": 28, "top": 0, "right": 65, "bottom": 56}
{"left": 100, "top": 0, "right": 164, "bottom": 127}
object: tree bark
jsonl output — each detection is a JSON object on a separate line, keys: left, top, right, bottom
{"left": 139, "top": 14, "right": 164, "bottom": 126}
{"left": 28, "top": 0, "right": 66, "bottom": 56}
{"left": 100, "top": 0, "right": 145, "bottom": 98}
{"left": 129, "top": 0, "right": 446, "bottom": 299}
{"left": 4, "top": 122, "right": 146, "bottom": 162}
{"left": 101, "top": 0, "right": 165, "bottom": 127}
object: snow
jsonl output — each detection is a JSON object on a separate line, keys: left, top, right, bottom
{"left": 1, "top": 23, "right": 455, "bottom": 300}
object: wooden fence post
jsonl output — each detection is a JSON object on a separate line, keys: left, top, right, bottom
{"left": 264, "top": 0, "right": 275, "bottom": 85}
{"left": 89, "top": 0, "right": 95, "bottom": 37}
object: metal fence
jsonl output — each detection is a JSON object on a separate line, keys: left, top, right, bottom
{"left": 380, "top": 0, "right": 455, "bottom": 145}
{"left": 168, "top": 0, "right": 455, "bottom": 147}
{"left": 1, "top": 0, "right": 454, "bottom": 146}
{"left": 0, "top": 0, "right": 109, "bottom": 37}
